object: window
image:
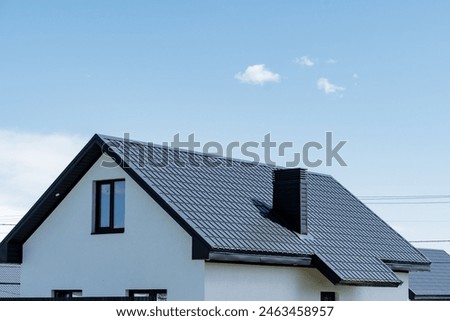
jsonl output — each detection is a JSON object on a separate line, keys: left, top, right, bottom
{"left": 94, "top": 179, "right": 125, "bottom": 233}
{"left": 128, "top": 289, "right": 167, "bottom": 301}
{"left": 320, "top": 291, "right": 336, "bottom": 301}
{"left": 53, "top": 290, "right": 82, "bottom": 298}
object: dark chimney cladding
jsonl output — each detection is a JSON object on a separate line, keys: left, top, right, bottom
{"left": 272, "top": 168, "right": 308, "bottom": 235}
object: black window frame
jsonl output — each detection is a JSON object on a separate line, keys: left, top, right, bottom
{"left": 128, "top": 289, "right": 167, "bottom": 301}
{"left": 320, "top": 291, "right": 336, "bottom": 301}
{"left": 93, "top": 179, "right": 125, "bottom": 234}
{"left": 53, "top": 289, "right": 82, "bottom": 298}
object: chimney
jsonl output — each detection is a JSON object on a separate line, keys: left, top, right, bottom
{"left": 272, "top": 168, "right": 308, "bottom": 235}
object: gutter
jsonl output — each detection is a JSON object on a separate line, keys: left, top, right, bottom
{"left": 207, "top": 251, "right": 313, "bottom": 267}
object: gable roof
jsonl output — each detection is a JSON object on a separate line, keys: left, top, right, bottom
{"left": 0, "top": 134, "right": 430, "bottom": 287}
{"left": 409, "top": 249, "right": 450, "bottom": 300}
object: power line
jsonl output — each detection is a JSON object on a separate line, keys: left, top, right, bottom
{"left": 359, "top": 194, "right": 450, "bottom": 205}
{"left": 387, "top": 220, "right": 450, "bottom": 223}
{"left": 410, "top": 240, "right": 450, "bottom": 243}
{"left": 358, "top": 194, "right": 450, "bottom": 200}
{"left": 365, "top": 201, "right": 450, "bottom": 205}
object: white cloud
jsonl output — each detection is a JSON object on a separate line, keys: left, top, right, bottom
{"left": 235, "top": 64, "right": 280, "bottom": 85}
{"left": 326, "top": 58, "right": 337, "bottom": 64}
{"left": 0, "top": 130, "right": 86, "bottom": 240}
{"left": 353, "top": 73, "right": 359, "bottom": 79}
{"left": 295, "top": 56, "right": 315, "bottom": 66}
{"left": 317, "top": 78, "right": 345, "bottom": 94}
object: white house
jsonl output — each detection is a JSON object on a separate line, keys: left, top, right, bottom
{"left": 0, "top": 134, "right": 430, "bottom": 300}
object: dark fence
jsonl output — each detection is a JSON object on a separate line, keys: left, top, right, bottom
{"left": 0, "top": 296, "right": 151, "bottom": 301}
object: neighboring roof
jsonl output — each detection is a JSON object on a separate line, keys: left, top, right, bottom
{"left": 409, "top": 249, "right": 450, "bottom": 300}
{"left": 0, "top": 134, "right": 430, "bottom": 287}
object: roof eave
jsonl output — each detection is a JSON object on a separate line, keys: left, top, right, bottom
{"left": 409, "top": 289, "right": 450, "bottom": 301}
{"left": 384, "top": 261, "right": 431, "bottom": 272}
{"left": 207, "top": 251, "right": 313, "bottom": 267}
{"left": 339, "top": 279, "right": 402, "bottom": 287}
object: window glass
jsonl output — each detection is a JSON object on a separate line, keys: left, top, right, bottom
{"left": 100, "top": 184, "right": 111, "bottom": 227}
{"left": 320, "top": 291, "right": 336, "bottom": 301}
{"left": 156, "top": 292, "right": 167, "bottom": 301}
{"left": 113, "top": 180, "right": 125, "bottom": 228}
{"left": 128, "top": 289, "right": 167, "bottom": 301}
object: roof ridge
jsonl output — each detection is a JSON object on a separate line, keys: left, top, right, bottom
{"left": 98, "top": 134, "right": 342, "bottom": 173}
{"left": 98, "top": 133, "right": 281, "bottom": 169}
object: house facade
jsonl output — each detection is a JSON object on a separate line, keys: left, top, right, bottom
{"left": 0, "top": 135, "right": 430, "bottom": 300}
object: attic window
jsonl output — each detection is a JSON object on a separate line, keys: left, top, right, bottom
{"left": 93, "top": 179, "right": 125, "bottom": 234}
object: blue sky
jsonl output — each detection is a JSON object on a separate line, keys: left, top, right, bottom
{"left": 1, "top": 1, "right": 450, "bottom": 251}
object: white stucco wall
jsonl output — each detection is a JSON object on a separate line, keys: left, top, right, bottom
{"left": 21, "top": 154, "right": 205, "bottom": 299}
{"left": 204, "top": 262, "right": 409, "bottom": 301}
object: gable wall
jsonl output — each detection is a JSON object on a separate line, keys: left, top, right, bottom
{"left": 204, "top": 262, "right": 409, "bottom": 301}
{"left": 21, "top": 154, "right": 205, "bottom": 299}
